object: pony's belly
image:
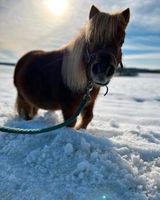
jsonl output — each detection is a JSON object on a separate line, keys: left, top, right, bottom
{"left": 21, "top": 90, "right": 61, "bottom": 111}
{"left": 37, "top": 101, "right": 61, "bottom": 111}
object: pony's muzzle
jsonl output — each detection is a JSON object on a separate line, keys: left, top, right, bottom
{"left": 90, "top": 63, "right": 115, "bottom": 86}
{"left": 92, "top": 63, "right": 115, "bottom": 77}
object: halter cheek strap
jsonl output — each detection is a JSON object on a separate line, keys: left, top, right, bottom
{"left": 85, "top": 43, "right": 94, "bottom": 64}
{"left": 84, "top": 44, "right": 95, "bottom": 82}
{"left": 117, "top": 48, "right": 124, "bottom": 68}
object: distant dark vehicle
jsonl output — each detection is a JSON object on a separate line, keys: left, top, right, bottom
{"left": 116, "top": 67, "right": 160, "bottom": 77}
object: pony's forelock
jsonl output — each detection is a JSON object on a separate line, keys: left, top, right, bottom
{"left": 85, "top": 12, "right": 122, "bottom": 45}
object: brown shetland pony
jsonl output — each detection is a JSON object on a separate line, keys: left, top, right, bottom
{"left": 14, "top": 5, "right": 130, "bottom": 129}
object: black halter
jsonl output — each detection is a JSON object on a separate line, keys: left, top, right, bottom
{"left": 85, "top": 43, "right": 109, "bottom": 96}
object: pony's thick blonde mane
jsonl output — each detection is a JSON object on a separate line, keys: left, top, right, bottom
{"left": 62, "top": 11, "right": 124, "bottom": 91}
{"left": 62, "top": 30, "right": 87, "bottom": 91}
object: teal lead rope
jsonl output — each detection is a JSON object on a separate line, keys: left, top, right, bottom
{"left": 0, "top": 82, "right": 94, "bottom": 134}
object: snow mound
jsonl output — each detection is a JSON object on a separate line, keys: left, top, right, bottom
{"left": 0, "top": 125, "right": 147, "bottom": 200}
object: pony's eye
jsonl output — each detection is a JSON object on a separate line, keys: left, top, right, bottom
{"left": 119, "top": 39, "right": 124, "bottom": 46}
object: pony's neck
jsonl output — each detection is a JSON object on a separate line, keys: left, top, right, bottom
{"left": 62, "top": 30, "right": 88, "bottom": 92}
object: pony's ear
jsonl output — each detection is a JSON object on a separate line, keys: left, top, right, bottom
{"left": 89, "top": 5, "right": 100, "bottom": 19}
{"left": 121, "top": 8, "right": 130, "bottom": 26}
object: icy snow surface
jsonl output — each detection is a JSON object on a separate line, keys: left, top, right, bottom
{"left": 0, "top": 66, "right": 160, "bottom": 200}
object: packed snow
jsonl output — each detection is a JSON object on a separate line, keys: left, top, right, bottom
{"left": 0, "top": 65, "right": 160, "bottom": 200}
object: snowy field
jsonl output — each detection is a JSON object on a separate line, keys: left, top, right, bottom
{"left": 0, "top": 65, "right": 160, "bottom": 200}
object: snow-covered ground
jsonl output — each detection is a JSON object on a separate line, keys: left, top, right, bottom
{"left": 0, "top": 65, "right": 160, "bottom": 200}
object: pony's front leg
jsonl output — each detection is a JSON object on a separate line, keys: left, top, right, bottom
{"left": 76, "top": 87, "right": 100, "bottom": 130}
{"left": 62, "top": 104, "right": 77, "bottom": 128}
{"left": 76, "top": 101, "right": 95, "bottom": 130}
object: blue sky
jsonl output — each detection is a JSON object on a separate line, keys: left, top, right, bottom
{"left": 0, "top": 0, "right": 160, "bottom": 69}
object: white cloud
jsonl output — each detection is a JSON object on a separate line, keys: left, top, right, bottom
{"left": 124, "top": 53, "right": 160, "bottom": 60}
{"left": 123, "top": 44, "right": 160, "bottom": 52}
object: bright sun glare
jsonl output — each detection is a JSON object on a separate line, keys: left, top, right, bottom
{"left": 46, "top": 0, "right": 68, "bottom": 16}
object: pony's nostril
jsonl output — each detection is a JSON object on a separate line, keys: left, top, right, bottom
{"left": 92, "top": 63, "right": 99, "bottom": 74}
{"left": 107, "top": 65, "right": 115, "bottom": 76}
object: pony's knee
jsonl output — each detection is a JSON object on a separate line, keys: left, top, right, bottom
{"left": 83, "top": 112, "right": 93, "bottom": 122}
